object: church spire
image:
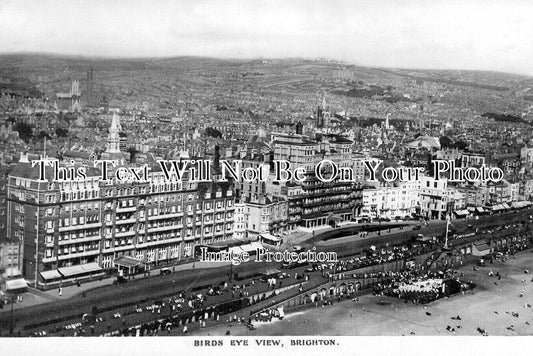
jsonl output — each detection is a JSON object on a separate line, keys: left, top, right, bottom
{"left": 110, "top": 111, "right": 121, "bottom": 133}
{"left": 106, "top": 112, "right": 121, "bottom": 153}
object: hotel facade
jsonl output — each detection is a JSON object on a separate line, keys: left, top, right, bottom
{"left": 6, "top": 160, "right": 235, "bottom": 289}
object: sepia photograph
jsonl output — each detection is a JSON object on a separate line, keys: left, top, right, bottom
{"left": 1, "top": 0, "right": 533, "bottom": 354}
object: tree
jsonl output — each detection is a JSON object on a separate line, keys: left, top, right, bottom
{"left": 13, "top": 122, "right": 34, "bottom": 143}
{"left": 205, "top": 127, "right": 222, "bottom": 138}
{"left": 38, "top": 131, "right": 51, "bottom": 140}
{"left": 55, "top": 127, "right": 69, "bottom": 137}
{"left": 454, "top": 141, "right": 468, "bottom": 150}
{"left": 127, "top": 147, "right": 139, "bottom": 163}
{"left": 440, "top": 136, "right": 453, "bottom": 149}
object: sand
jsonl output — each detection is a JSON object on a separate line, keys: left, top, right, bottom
{"left": 191, "top": 250, "right": 533, "bottom": 336}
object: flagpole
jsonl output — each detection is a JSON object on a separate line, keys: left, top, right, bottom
{"left": 444, "top": 214, "right": 450, "bottom": 250}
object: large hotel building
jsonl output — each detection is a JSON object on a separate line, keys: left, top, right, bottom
{"left": 4, "top": 113, "right": 363, "bottom": 290}
{"left": 6, "top": 113, "right": 235, "bottom": 289}
{"left": 7, "top": 161, "right": 234, "bottom": 289}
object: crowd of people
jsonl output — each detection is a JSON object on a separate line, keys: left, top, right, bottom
{"left": 372, "top": 267, "right": 469, "bottom": 304}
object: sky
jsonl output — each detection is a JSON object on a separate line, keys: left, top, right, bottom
{"left": 1, "top": 0, "right": 533, "bottom": 76}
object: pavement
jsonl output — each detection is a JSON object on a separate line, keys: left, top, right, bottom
{"left": 7, "top": 261, "right": 230, "bottom": 312}
{"left": 191, "top": 248, "right": 533, "bottom": 336}
{"left": 2, "top": 211, "right": 527, "bottom": 316}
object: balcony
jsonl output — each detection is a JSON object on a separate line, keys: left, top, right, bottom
{"left": 136, "top": 237, "right": 181, "bottom": 248}
{"left": 115, "top": 230, "right": 136, "bottom": 238}
{"left": 59, "top": 235, "right": 101, "bottom": 246}
{"left": 57, "top": 249, "right": 100, "bottom": 261}
{"left": 103, "top": 244, "right": 135, "bottom": 253}
{"left": 184, "top": 234, "right": 197, "bottom": 242}
{"left": 115, "top": 217, "right": 137, "bottom": 225}
{"left": 147, "top": 224, "right": 183, "bottom": 233}
{"left": 116, "top": 206, "right": 137, "bottom": 213}
{"left": 148, "top": 212, "right": 183, "bottom": 221}
{"left": 59, "top": 222, "right": 101, "bottom": 232}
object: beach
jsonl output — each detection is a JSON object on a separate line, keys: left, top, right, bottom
{"left": 192, "top": 250, "right": 533, "bottom": 336}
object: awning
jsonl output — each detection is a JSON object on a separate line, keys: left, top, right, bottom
{"left": 40, "top": 270, "right": 62, "bottom": 280}
{"left": 502, "top": 203, "right": 511, "bottom": 210}
{"left": 58, "top": 265, "right": 84, "bottom": 277}
{"left": 5, "top": 278, "right": 28, "bottom": 290}
{"left": 82, "top": 262, "right": 102, "bottom": 273}
{"left": 454, "top": 210, "right": 469, "bottom": 216}
{"left": 511, "top": 201, "right": 530, "bottom": 209}
{"left": 239, "top": 244, "right": 255, "bottom": 253}
{"left": 260, "top": 233, "right": 281, "bottom": 242}
{"left": 114, "top": 255, "right": 143, "bottom": 268}
{"left": 263, "top": 268, "right": 281, "bottom": 276}
{"left": 475, "top": 243, "right": 491, "bottom": 251}
{"left": 492, "top": 205, "right": 503, "bottom": 211}
{"left": 476, "top": 207, "right": 485, "bottom": 213}
{"left": 58, "top": 262, "right": 103, "bottom": 277}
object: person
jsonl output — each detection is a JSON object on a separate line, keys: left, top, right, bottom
{"left": 59, "top": 287, "right": 63, "bottom": 297}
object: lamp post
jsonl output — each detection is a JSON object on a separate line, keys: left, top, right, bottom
{"left": 8, "top": 293, "right": 15, "bottom": 336}
{"left": 229, "top": 259, "right": 233, "bottom": 283}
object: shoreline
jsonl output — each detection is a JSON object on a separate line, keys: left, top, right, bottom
{"left": 191, "top": 250, "right": 533, "bottom": 336}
